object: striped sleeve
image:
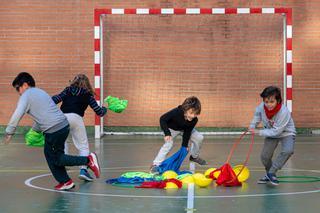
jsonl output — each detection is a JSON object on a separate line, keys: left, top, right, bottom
{"left": 52, "top": 87, "right": 68, "bottom": 104}
{"left": 88, "top": 95, "right": 107, "bottom": 117}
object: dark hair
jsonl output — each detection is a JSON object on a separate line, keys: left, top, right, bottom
{"left": 260, "top": 86, "right": 282, "bottom": 104}
{"left": 181, "top": 96, "right": 201, "bottom": 115}
{"left": 12, "top": 72, "right": 36, "bottom": 88}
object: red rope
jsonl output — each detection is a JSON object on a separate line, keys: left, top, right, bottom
{"left": 225, "top": 130, "right": 255, "bottom": 177}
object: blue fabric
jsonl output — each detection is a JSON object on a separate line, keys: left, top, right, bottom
{"left": 158, "top": 147, "right": 189, "bottom": 174}
{"left": 106, "top": 177, "right": 155, "bottom": 184}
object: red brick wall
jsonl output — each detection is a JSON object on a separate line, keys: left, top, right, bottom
{"left": 0, "top": 1, "right": 319, "bottom": 128}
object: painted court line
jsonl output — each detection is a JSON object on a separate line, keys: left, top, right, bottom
{"left": 186, "top": 183, "right": 195, "bottom": 213}
{"left": 186, "top": 162, "right": 196, "bottom": 212}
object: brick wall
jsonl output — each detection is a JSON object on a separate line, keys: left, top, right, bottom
{"left": 0, "top": 1, "right": 319, "bottom": 129}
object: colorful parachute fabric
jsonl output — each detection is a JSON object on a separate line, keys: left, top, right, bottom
{"left": 105, "top": 171, "right": 187, "bottom": 189}
{"left": 136, "top": 178, "right": 183, "bottom": 189}
{"left": 105, "top": 171, "right": 162, "bottom": 187}
{"left": 104, "top": 96, "right": 128, "bottom": 113}
{"left": 158, "top": 146, "right": 189, "bottom": 175}
{"left": 25, "top": 128, "right": 45, "bottom": 147}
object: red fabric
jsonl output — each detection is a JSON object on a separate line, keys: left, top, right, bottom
{"left": 135, "top": 178, "right": 182, "bottom": 189}
{"left": 215, "top": 163, "right": 241, "bottom": 187}
{"left": 166, "top": 178, "right": 183, "bottom": 188}
{"left": 136, "top": 181, "right": 167, "bottom": 189}
{"left": 208, "top": 169, "right": 221, "bottom": 180}
{"left": 264, "top": 103, "right": 282, "bottom": 119}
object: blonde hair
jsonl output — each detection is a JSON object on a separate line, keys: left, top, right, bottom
{"left": 70, "top": 74, "right": 94, "bottom": 95}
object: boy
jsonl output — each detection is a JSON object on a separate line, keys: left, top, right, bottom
{"left": 150, "top": 96, "right": 206, "bottom": 174}
{"left": 250, "top": 86, "right": 296, "bottom": 185}
{"left": 3, "top": 72, "right": 101, "bottom": 190}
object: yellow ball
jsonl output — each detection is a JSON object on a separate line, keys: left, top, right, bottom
{"left": 165, "top": 182, "right": 179, "bottom": 189}
{"left": 204, "top": 168, "right": 215, "bottom": 177}
{"left": 193, "top": 173, "right": 212, "bottom": 188}
{"left": 162, "top": 170, "right": 178, "bottom": 180}
{"left": 204, "top": 168, "right": 221, "bottom": 179}
{"left": 181, "top": 175, "right": 194, "bottom": 184}
{"left": 233, "top": 165, "right": 250, "bottom": 182}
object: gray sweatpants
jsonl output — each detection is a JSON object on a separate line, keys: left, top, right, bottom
{"left": 153, "top": 128, "right": 204, "bottom": 166}
{"left": 64, "top": 113, "right": 90, "bottom": 170}
{"left": 260, "top": 135, "right": 295, "bottom": 174}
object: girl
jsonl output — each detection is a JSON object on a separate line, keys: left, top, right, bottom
{"left": 250, "top": 86, "right": 296, "bottom": 185}
{"left": 52, "top": 74, "right": 107, "bottom": 181}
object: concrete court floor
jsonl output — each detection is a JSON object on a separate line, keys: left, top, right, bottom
{"left": 0, "top": 134, "right": 319, "bottom": 213}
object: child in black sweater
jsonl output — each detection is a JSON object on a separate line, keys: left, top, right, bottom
{"left": 150, "top": 96, "right": 206, "bottom": 174}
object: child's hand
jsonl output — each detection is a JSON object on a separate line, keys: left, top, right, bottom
{"left": 164, "top": 136, "right": 172, "bottom": 142}
{"left": 2, "top": 134, "right": 12, "bottom": 145}
{"left": 249, "top": 128, "right": 260, "bottom": 135}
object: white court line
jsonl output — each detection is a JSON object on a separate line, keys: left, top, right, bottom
{"left": 186, "top": 162, "right": 196, "bottom": 212}
{"left": 186, "top": 183, "right": 195, "bottom": 213}
{"left": 24, "top": 167, "right": 320, "bottom": 199}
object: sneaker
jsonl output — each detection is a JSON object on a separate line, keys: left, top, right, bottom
{"left": 189, "top": 156, "right": 207, "bottom": 165}
{"left": 257, "top": 175, "right": 270, "bottom": 184}
{"left": 266, "top": 173, "right": 279, "bottom": 186}
{"left": 78, "top": 169, "right": 94, "bottom": 182}
{"left": 54, "top": 179, "right": 75, "bottom": 191}
{"left": 150, "top": 165, "right": 159, "bottom": 175}
{"left": 87, "top": 152, "right": 101, "bottom": 178}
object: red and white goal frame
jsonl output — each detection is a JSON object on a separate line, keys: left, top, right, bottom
{"left": 93, "top": 8, "right": 293, "bottom": 138}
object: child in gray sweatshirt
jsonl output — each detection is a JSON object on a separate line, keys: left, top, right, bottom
{"left": 249, "top": 86, "right": 296, "bottom": 186}
{"left": 3, "top": 72, "right": 101, "bottom": 191}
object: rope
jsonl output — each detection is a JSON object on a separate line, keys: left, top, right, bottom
{"left": 278, "top": 176, "right": 320, "bottom": 183}
{"left": 226, "top": 130, "right": 255, "bottom": 178}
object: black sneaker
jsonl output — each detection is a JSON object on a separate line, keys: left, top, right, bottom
{"left": 257, "top": 175, "right": 269, "bottom": 184}
{"left": 150, "top": 165, "right": 159, "bottom": 174}
{"left": 189, "top": 156, "right": 207, "bottom": 165}
{"left": 266, "top": 173, "right": 279, "bottom": 186}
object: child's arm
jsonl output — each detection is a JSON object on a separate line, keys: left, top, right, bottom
{"left": 5, "top": 95, "right": 29, "bottom": 135}
{"left": 259, "top": 109, "right": 291, "bottom": 137}
{"left": 88, "top": 96, "right": 107, "bottom": 117}
{"left": 181, "top": 125, "right": 196, "bottom": 147}
{"left": 52, "top": 87, "right": 68, "bottom": 104}
{"left": 160, "top": 108, "right": 178, "bottom": 137}
{"left": 249, "top": 106, "right": 262, "bottom": 129}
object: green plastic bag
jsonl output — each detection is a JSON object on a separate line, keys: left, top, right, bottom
{"left": 104, "top": 96, "right": 128, "bottom": 113}
{"left": 25, "top": 128, "right": 44, "bottom": 147}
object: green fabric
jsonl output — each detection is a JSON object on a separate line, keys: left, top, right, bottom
{"left": 120, "top": 172, "right": 162, "bottom": 181}
{"left": 25, "top": 128, "right": 44, "bottom": 147}
{"left": 104, "top": 96, "right": 128, "bottom": 113}
{"left": 177, "top": 173, "right": 192, "bottom": 180}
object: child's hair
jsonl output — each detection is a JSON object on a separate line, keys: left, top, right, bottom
{"left": 181, "top": 96, "right": 201, "bottom": 115}
{"left": 12, "top": 72, "right": 36, "bottom": 88}
{"left": 69, "top": 74, "right": 94, "bottom": 95}
{"left": 260, "top": 86, "right": 282, "bottom": 104}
